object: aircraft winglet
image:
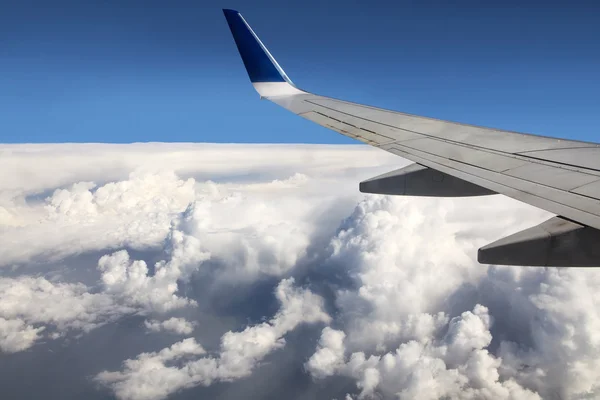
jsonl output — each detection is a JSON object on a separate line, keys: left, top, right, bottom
{"left": 223, "top": 9, "right": 303, "bottom": 97}
{"left": 223, "top": 9, "right": 291, "bottom": 84}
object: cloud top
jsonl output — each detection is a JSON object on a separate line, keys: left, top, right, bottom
{"left": 1, "top": 143, "right": 598, "bottom": 400}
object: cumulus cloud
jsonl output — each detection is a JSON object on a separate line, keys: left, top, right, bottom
{"left": 176, "top": 193, "right": 314, "bottom": 280}
{"left": 95, "top": 278, "right": 330, "bottom": 400}
{"left": 305, "top": 327, "right": 347, "bottom": 379}
{"left": 95, "top": 338, "right": 208, "bottom": 400}
{"left": 98, "top": 244, "right": 206, "bottom": 313}
{"left": 145, "top": 318, "right": 195, "bottom": 335}
{"left": 300, "top": 192, "right": 600, "bottom": 399}
{"left": 307, "top": 306, "right": 539, "bottom": 400}
{"left": 0, "top": 276, "right": 127, "bottom": 350}
{"left": 0, "top": 172, "right": 196, "bottom": 266}
{"left": 0, "top": 219, "right": 209, "bottom": 351}
{"left": 0, "top": 221, "right": 212, "bottom": 352}
{"left": 490, "top": 267, "right": 600, "bottom": 399}
{"left": 0, "top": 317, "right": 44, "bottom": 353}
{"left": 1, "top": 143, "right": 599, "bottom": 400}
{"left": 326, "top": 194, "right": 548, "bottom": 353}
{"left": 0, "top": 144, "right": 385, "bottom": 357}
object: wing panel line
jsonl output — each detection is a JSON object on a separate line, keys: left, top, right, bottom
{"left": 307, "top": 97, "right": 599, "bottom": 147}
{"left": 386, "top": 145, "right": 600, "bottom": 230}
{"left": 305, "top": 99, "right": 600, "bottom": 176}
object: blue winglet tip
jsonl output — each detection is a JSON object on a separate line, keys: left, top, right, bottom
{"left": 222, "top": 8, "right": 287, "bottom": 84}
{"left": 222, "top": 9, "right": 239, "bottom": 17}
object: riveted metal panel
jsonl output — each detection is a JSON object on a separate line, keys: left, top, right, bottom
{"left": 520, "top": 147, "right": 600, "bottom": 172}
{"left": 306, "top": 98, "right": 594, "bottom": 154}
{"left": 300, "top": 111, "right": 403, "bottom": 146}
{"left": 572, "top": 179, "right": 600, "bottom": 199}
{"left": 304, "top": 102, "right": 420, "bottom": 144}
{"left": 397, "top": 138, "right": 527, "bottom": 172}
{"left": 505, "top": 163, "right": 599, "bottom": 191}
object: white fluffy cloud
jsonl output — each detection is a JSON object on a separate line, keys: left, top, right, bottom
{"left": 145, "top": 318, "right": 196, "bottom": 335}
{"left": 307, "top": 306, "right": 540, "bottom": 400}
{"left": 95, "top": 278, "right": 330, "bottom": 400}
{"left": 301, "top": 193, "right": 600, "bottom": 399}
{"left": 0, "top": 144, "right": 389, "bottom": 356}
{"left": 0, "top": 317, "right": 44, "bottom": 353}
{"left": 98, "top": 245, "right": 205, "bottom": 313}
{"left": 95, "top": 338, "right": 209, "bottom": 400}
{"left": 0, "top": 224, "right": 211, "bottom": 351}
{"left": 327, "top": 194, "right": 548, "bottom": 354}
{"left": 0, "top": 276, "right": 126, "bottom": 351}
{"left": 2, "top": 143, "right": 600, "bottom": 400}
{"left": 305, "top": 327, "right": 347, "bottom": 379}
{"left": 1, "top": 172, "right": 196, "bottom": 266}
{"left": 0, "top": 221, "right": 209, "bottom": 350}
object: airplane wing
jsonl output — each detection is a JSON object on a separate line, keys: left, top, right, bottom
{"left": 223, "top": 9, "right": 600, "bottom": 267}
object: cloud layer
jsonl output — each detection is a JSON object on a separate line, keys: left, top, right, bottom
{"left": 1, "top": 143, "right": 598, "bottom": 400}
{"left": 95, "top": 278, "right": 330, "bottom": 400}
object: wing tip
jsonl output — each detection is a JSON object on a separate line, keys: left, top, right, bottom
{"left": 222, "top": 8, "right": 291, "bottom": 85}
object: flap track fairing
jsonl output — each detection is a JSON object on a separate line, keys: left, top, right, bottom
{"left": 478, "top": 216, "right": 600, "bottom": 267}
{"left": 359, "top": 163, "right": 495, "bottom": 197}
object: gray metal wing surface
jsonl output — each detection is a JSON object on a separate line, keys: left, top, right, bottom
{"left": 223, "top": 9, "right": 600, "bottom": 267}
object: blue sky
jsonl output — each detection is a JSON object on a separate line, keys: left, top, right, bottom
{"left": 1, "top": 0, "right": 599, "bottom": 144}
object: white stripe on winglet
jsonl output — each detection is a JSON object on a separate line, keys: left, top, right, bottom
{"left": 252, "top": 82, "right": 305, "bottom": 97}
{"left": 238, "top": 14, "right": 294, "bottom": 84}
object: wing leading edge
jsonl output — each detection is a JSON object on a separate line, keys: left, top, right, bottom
{"left": 222, "top": 9, "right": 600, "bottom": 267}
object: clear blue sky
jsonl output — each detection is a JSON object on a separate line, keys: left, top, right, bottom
{"left": 1, "top": 0, "right": 599, "bottom": 144}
